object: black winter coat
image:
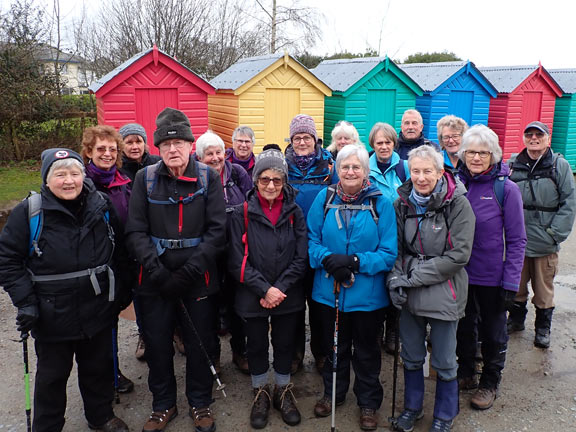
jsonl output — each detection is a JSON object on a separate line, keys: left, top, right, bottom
{"left": 0, "top": 180, "right": 127, "bottom": 342}
{"left": 125, "top": 157, "right": 226, "bottom": 297}
{"left": 120, "top": 152, "right": 161, "bottom": 185}
{"left": 227, "top": 185, "right": 307, "bottom": 318}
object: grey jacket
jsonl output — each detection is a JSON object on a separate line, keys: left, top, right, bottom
{"left": 388, "top": 171, "right": 475, "bottom": 321}
{"left": 509, "top": 148, "right": 576, "bottom": 257}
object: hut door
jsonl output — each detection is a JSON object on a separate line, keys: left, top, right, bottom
{"left": 265, "top": 88, "right": 300, "bottom": 153}
{"left": 449, "top": 90, "right": 473, "bottom": 125}
{"left": 519, "top": 91, "right": 543, "bottom": 152}
{"left": 135, "top": 88, "right": 179, "bottom": 155}
{"left": 368, "top": 89, "right": 396, "bottom": 128}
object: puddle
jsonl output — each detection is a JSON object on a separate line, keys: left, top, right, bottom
{"left": 552, "top": 275, "right": 576, "bottom": 311}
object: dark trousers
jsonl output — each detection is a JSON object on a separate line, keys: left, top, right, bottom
{"left": 244, "top": 312, "right": 301, "bottom": 376}
{"left": 140, "top": 294, "right": 217, "bottom": 410}
{"left": 33, "top": 326, "right": 115, "bottom": 432}
{"left": 457, "top": 284, "right": 508, "bottom": 389}
{"left": 317, "top": 302, "right": 385, "bottom": 409}
{"left": 294, "top": 266, "right": 323, "bottom": 360}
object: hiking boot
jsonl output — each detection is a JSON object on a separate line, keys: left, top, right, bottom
{"left": 313, "top": 395, "right": 345, "bottom": 418}
{"left": 470, "top": 387, "right": 498, "bottom": 410}
{"left": 250, "top": 385, "right": 271, "bottom": 429}
{"left": 290, "top": 358, "right": 303, "bottom": 375}
{"left": 232, "top": 352, "right": 250, "bottom": 375}
{"left": 395, "top": 409, "right": 424, "bottom": 432}
{"left": 458, "top": 375, "right": 479, "bottom": 391}
{"left": 383, "top": 325, "right": 397, "bottom": 355}
{"left": 173, "top": 330, "right": 186, "bottom": 355}
{"left": 88, "top": 416, "right": 129, "bottom": 432}
{"left": 429, "top": 418, "right": 453, "bottom": 432}
{"left": 142, "top": 407, "right": 177, "bottom": 432}
{"left": 314, "top": 355, "right": 326, "bottom": 374}
{"left": 359, "top": 407, "right": 378, "bottom": 431}
{"left": 135, "top": 334, "right": 146, "bottom": 361}
{"left": 534, "top": 307, "right": 554, "bottom": 349}
{"left": 189, "top": 406, "right": 215, "bottom": 432}
{"left": 534, "top": 328, "right": 551, "bottom": 348}
{"left": 507, "top": 301, "right": 527, "bottom": 334}
{"left": 117, "top": 370, "right": 134, "bottom": 394}
{"left": 273, "top": 384, "right": 301, "bottom": 426}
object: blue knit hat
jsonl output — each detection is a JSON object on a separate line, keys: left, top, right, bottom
{"left": 119, "top": 123, "right": 147, "bottom": 143}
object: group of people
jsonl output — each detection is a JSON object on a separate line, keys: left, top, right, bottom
{"left": 0, "top": 106, "right": 574, "bottom": 432}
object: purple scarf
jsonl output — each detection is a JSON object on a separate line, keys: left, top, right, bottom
{"left": 230, "top": 151, "right": 254, "bottom": 172}
{"left": 86, "top": 162, "right": 116, "bottom": 186}
{"left": 293, "top": 149, "right": 317, "bottom": 171}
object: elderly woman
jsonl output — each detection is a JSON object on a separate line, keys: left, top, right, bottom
{"left": 387, "top": 145, "right": 475, "bottom": 432}
{"left": 308, "top": 144, "right": 397, "bottom": 431}
{"left": 227, "top": 149, "right": 307, "bottom": 429}
{"left": 119, "top": 123, "right": 161, "bottom": 183}
{"left": 0, "top": 149, "right": 129, "bottom": 432}
{"left": 368, "top": 122, "right": 410, "bottom": 355}
{"left": 226, "top": 125, "right": 257, "bottom": 177}
{"left": 437, "top": 115, "right": 468, "bottom": 172}
{"left": 326, "top": 120, "right": 360, "bottom": 159}
{"left": 455, "top": 125, "right": 526, "bottom": 410}
{"left": 285, "top": 114, "right": 338, "bottom": 373}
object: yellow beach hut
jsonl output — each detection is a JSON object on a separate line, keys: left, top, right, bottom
{"left": 209, "top": 53, "right": 332, "bottom": 154}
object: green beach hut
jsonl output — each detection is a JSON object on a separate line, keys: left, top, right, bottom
{"left": 549, "top": 69, "right": 576, "bottom": 171}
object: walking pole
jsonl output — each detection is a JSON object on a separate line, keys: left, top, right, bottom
{"left": 112, "top": 327, "right": 120, "bottom": 404}
{"left": 20, "top": 331, "right": 32, "bottom": 432}
{"left": 388, "top": 310, "right": 401, "bottom": 430}
{"left": 330, "top": 280, "right": 341, "bottom": 432}
{"left": 179, "top": 300, "right": 227, "bottom": 398}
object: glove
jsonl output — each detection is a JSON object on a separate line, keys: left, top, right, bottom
{"left": 322, "top": 254, "right": 359, "bottom": 275}
{"left": 16, "top": 304, "right": 39, "bottom": 333}
{"left": 387, "top": 275, "right": 411, "bottom": 291}
{"left": 332, "top": 267, "right": 353, "bottom": 284}
{"left": 501, "top": 289, "right": 517, "bottom": 311}
{"left": 388, "top": 286, "right": 408, "bottom": 310}
{"left": 149, "top": 265, "right": 171, "bottom": 285}
{"left": 158, "top": 268, "right": 192, "bottom": 298}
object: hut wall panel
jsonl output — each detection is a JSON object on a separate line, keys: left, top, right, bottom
{"left": 208, "top": 93, "right": 239, "bottom": 146}
{"left": 415, "top": 95, "right": 433, "bottom": 137}
{"left": 552, "top": 96, "right": 576, "bottom": 170}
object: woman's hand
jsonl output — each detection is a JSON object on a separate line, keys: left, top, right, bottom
{"left": 262, "top": 286, "right": 286, "bottom": 308}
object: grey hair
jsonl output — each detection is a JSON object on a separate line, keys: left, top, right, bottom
{"left": 407, "top": 145, "right": 443, "bottom": 172}
{"left": 195, "top": 130, "right": 225, "bottom": 159}
{"left": 436, "top": 115, "right": 469, "bottom": 146}
{"left": 368, "top": 122, "right": 397, "bottom": 148}
{"left": 46, "top": 158, "right": 86, "bottom": 182}
{"left": 402, "top": 109, "right": 423, "bottom": 125}
{"left": 336, "top": 144, "right": 370, "bottom": 176}
{"left": 458, "top": 124, "right": 502, "bottom": 165}
{"left": 326, "top": 121, "right": 360, "bottom": 152}
{"left": 232, "top": 126, "right": 255, "bottom": 144}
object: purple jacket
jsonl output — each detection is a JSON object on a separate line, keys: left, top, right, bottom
{"left": 458, "top": 163, "right": 526, "bottom": 291}
{"left": 222, "top": 160, "right": 253, "bottom": 207}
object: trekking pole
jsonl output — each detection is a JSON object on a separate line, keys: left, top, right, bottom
{"left": 20, "top": 331, "right": 32, "bottom": 432}
{"left": 388, "top": 310, "right": 401, "bottom": 431}
{"left": 179, "top": 300, "right": 227, "bottom": 398}
{"left": 112, "top": 327, "right": 120, "bottom": 404}
{"left": 330, "top": 280, "right": 340, "bottom": 432}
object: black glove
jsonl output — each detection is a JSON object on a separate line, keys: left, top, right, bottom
{"left": 158, "top": 268, "right": 192, "bottom": 298}
{"left": 16, "top": 304, "right": 39, "bottom": 333}
{"left": 332, "top": 267, "right": 353, "bottom": 284}
{"left": 501, "top": 289, "right": 517, "bottom": 311}
{"left": 322, "top": 254, "right": 359, "bottom": 275}
{"left": 149, "top": 265, "right": 171, "bottom": 285}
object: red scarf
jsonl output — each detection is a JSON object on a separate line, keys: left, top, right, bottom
{"left": 257, "top": 190, "right": 284, "bottom": 225}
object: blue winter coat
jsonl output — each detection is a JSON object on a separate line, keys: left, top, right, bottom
{"left": 369, "top": 152, "right": 410, "bottom": 204}
{"left": 458, "top": 163, "right": 527, "bottom": 291}
{"left": 307, "top": 184, "right": 397, "bottom": 312}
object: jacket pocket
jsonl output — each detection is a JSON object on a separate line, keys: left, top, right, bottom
{"left": 407, "top": 279, "right": 458, "bottom": 320}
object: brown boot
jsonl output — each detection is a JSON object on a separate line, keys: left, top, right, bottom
{"left": 359, "top": 408, "right": 378, "bottom": 431}
{"left": 189, "top": 406, "right": 215, "bottom": 432}
{"left": 142, "top": 407, "right": 178, "bottom": 432}
{"left": 470, "top": 387, "right": 498, "bottom": 410}
{"left": 458, "top": 375, "right": 479, "bottom": 391}
{"left": 173, "top": 328, "right": 186, "bottom": 355}
{"left": 232, "top": 352, "right": 250, "bottom": 375}
{"left": 250, "top": 385, "right": 271, "bottom": 429}
{"left": 273, "top": 383, "right": 301, "bottom": 426}
{"left": 313, "top": 395, "right": 345, "bottom": 417}
{"left": 88, "top": 416, "right": 129, "bottom": 432}
{"left": 135, "top": 334, "right": 146, "bottom": 361}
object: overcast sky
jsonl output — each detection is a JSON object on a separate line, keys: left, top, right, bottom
{"left": 13, "top": 0, "right": 576, "bottom": 69}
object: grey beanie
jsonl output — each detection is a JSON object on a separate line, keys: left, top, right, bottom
{"left": 119, "top": 123, "right": 147, "bottom": 143}
{"left": 153, "top": 107, "right": 195, "bottom": 147}
{"left": 41, "top": 148, "right": 84, "bottom": 183}
{"left": 253, "top": 149, "right": 289, "bottom": 183}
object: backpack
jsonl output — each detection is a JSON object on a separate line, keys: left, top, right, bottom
{"left": 394, "top": 161, "right": 407, "bottom": 184}
{"left": 323, "top": 185, "right": 379, "bottom": 229}
{"left": 144, "top": 160, "right": 209, "bottom": 204}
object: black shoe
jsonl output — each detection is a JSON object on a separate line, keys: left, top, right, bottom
{"left": 88, "top": 416, "right": 129, "bottom": 432}
{"left": 395, "top": 409, "right": 423, "bottom": 432}
{"left": 534, "top": 307, "right": 554, "bottom": 349}
{"left": 429, "top": 417, "right": 453, "bottom": 432}
{"left": 273, "top": 383, "right": 301, "bottom": 426}
{"left": 534, "top": 328, "right": 551, "bottom": 348}
{"left": 250, "top": 385, "right": 271, "bottom": 429}
{"left": 117, "top": 371, "right": 134, "bottom": 394}
{"left": 507, "top": 301, "right": 528, "bottom": 334}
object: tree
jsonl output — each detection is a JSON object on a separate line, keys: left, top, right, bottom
{"left": 403, "top": 51, "right": 462, "bottom": 64}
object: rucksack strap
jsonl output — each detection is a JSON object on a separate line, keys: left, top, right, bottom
{"left": 150, "top": 236, "right": 203, "bottom": 256}
{"left": 493, "top": 175, "right": 507, "bottom": 210}
{"left": 240, "top": 201, "right": 249, "bottom": 283}
{"left": 27, "top": 192, "right": 43, "bottom": 257}
{"left": 323, "top": 185, "right": 379, "bottom": 229}
{"left": 145, "top": 160, "right": 209, "bottom": 205}
{"left": 394, "top": 161, "right": 407, "bottom": 183}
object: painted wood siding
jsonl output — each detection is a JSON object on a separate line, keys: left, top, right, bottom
{"left": 415, "top": 95, "right": 433, "bottom": 137}
{"left": 323, "top": 95, "right": 346, "bottom": 146}
{"left": 208, "top": 93, "right": 239, "bottom": 147}
{"left": 552, "top": 96, "right": 576, "bottom": 170}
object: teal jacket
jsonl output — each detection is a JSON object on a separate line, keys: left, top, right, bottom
{"left": 369, "top": 152, "right": 410, "bottom": 204}
{"left": 307, "top": 184, "right": 397, "bottom": 312}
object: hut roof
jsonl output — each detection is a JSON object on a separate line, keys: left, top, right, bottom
{"left": 548, "top": 69, "right": 576, "bottom": 94}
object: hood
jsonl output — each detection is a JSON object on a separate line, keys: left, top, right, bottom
{"left": 398, "top": 170, "right": 465, "bottom": 210}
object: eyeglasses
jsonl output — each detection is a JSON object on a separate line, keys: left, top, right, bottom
{"left": 292, "top": 135, "right": 314, "bottom": 144}
{"left": 441, "top": 134, "right": 461, "bottom": 142}
{"left": 258, "top": 176, "right": 283, "bottom": 187}
{"left": 340, "top": 164, "right": 363, "bottom": 173}
{"left": 159, "top": 140, "right": 187, "bottom": 150}
{"left": 234, "top": 139, "right": 252, "bottom": 145}
{"left": 464, "top": 150, "right": 492, "bottom": 159}
{"left": 524, "top": 131, "right": 545, "bottom": 138}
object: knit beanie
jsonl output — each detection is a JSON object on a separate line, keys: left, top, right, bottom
{"left": 119, "top": 123, "right": 147, "bottom": 143}
{"left": 289, "top": 114, "right": 318, "bottom": 143}
{"left": 253, "top": 149, "right": 289, "bottom": 183}
{"left": 153, "top": 107, "right": 195, "bottom": 147}
{"left": 41, "top": 148, "right": 84, "bottom": 183}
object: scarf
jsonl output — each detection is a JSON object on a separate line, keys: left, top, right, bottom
{"left": 336, "top": 178, "right": 370, "bottom": 203}
{"left": 86, "top": 161, "right": 116, "bottom": 186}
{"left": 409, "top": 177, "right": 444, "bottom": 212}
{"left": 230, "top": 151, "right": 254, "bottom": 172}
{"left": 293, "top": 149, "right": 317, "bottom": 171}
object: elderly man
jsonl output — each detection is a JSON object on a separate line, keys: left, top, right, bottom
{"left": 226, "top": 125, "right": 256, "bottom": 177}
{"left": 396, "top": 109, "right": 440, "bottom": 160}
{"left": 508, "top": 121, "right": 576, "bottom": 349}
{"left": 126, "top": 108, "right": 226, "bottom": 432}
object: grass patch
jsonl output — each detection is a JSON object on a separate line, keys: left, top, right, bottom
{"left": 0, "top": 162, "right": 42, "bottom": 209}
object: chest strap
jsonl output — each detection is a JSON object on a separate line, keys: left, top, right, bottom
{"left": 151, "top": 236, "right": 202, "bottom": 256}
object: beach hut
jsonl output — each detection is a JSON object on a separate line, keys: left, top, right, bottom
{"left": 549, "top": 69, "right": 576, "bottom": 171}
{"left": 479, "top": 64, "right": 563, "bottom": 160}
{"left": 89, "top": 45, "right": 215, "bottom": 155}
{"left": 399, "top": 61, "right": 497, "bottom": 141}
{"left": 311, "top": 56, "right": 423, "bottom": 149}
{"left": 208, "top": 53, "right": 331, "bottom": 153}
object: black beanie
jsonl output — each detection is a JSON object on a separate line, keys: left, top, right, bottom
{"left": 41, "top": 148, "right": 84, "bottom": 183}
{"left": 153, "top": 107, "right": 195, "bottom": 147}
